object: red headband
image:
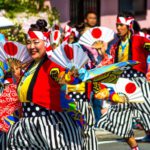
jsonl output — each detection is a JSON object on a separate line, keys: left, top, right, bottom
{"left": 27, "top": 31, "right": 52, "bottom": 51}
{"left": 27, "top": 31, "right": 50, "bottom": 40}
{"left": 116, "top": 16, "right": 134, "bottom": 26}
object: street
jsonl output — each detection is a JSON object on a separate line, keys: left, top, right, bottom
{"left": 98, "top": 142, "right": 149, "bottom": 150}
{"left": 96, "top": 129, "right": 150, "bottom": 150}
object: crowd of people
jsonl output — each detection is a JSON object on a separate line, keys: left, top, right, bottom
{"left": 0, "top": 10, "right": 150, "bottom": 150}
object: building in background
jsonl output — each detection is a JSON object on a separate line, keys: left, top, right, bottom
{"left": 50, "top": 0, "right": 150, "bottom": 31}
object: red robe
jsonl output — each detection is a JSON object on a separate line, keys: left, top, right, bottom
{"left": 110, "top": 33, "right": 150, "bottom": 74}
{"left": 0, "top": 84, "right": 21, "bottom": 132}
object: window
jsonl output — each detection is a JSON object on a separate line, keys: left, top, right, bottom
{"left": 70, "top": 0, "right": 100, "bottom": 25}
{"left": 119, "top": 0, "right": 147, "bottom": 16}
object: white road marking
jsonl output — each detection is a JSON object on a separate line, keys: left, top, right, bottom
{"left": 98, "top": 137, "right": 144, "bottom": 145}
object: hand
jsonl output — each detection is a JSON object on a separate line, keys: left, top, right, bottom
{"left": 94, "top": 88, "right": 109, "bottom": 99}
{"left": 58, "top": 71, "right": 66, "bottom": 84}
{"left": 112, "top": 93, "right": 128, "bottom": 103}
{"left": 92, "top": 41, "right": 103, "bottom": 49}
{"left": 58, "top": 68, "right": 79, "bottom": 84}
{"left": 92, "top": 41, "right": 107, "bottom": 56}
{"left": 146, "top": 72, "right": 150, "bottom": 82}
{"left": 70, "top": 67, "right": 79, "bottom": 78}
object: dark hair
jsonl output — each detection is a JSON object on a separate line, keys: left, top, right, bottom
{"left": 117, "top": 11, "right": 134, "bottom": 18}
{"left": 141, "top": 28, "right": 150, "bottom": 34}
{"left": 67, "top": 21, "right": 76, "bottom": 28}
{"left": 133, "top": 20, "right": 141, "bottom": 33}
{"left": 84, "top": 11, "right": 97, "bottom": 19}
{"left": 29, "top": 19, "right": 48, "bottom": 32}
{"left": 4, "top": 72, "right": 12, "bottom": 80}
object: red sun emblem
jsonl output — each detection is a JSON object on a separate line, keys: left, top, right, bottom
{"left": 91, "top": 28, "right": 102, "bottom": 39}
{"left": 64, "top": 44, "right": 74, "bottom": 60}
{"left": 4, "top": 42, "right": 18, "bottom": 56}
{"left": 125, "top": 83, "right": 136, "bottom": 94}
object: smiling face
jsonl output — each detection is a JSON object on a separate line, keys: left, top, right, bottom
{"left": 26, "top": 39, "right": 46, "bottom": 61}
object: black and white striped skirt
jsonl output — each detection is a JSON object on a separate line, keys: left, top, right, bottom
{"left": 7, "top": 104, "right": 82, "bottom": 150}
{"left": 0, "top": 132, "right": 7, "bottom": 150}
{"left": 98, "top": 77, "right": 150, "bottom": 138}
{"left": 68, "top": 92, "right": 98, "bottom": 150}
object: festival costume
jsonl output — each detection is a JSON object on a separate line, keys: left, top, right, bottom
{"left": 78, "top": 26, "right": 115, "bottom": 140}
{"left": 97, "top": 17, "right": 150, "bottom": 138}
{"left": 45, "top": 28, "right": 138, "bottom": 150}
{"left": 0, "top": 41, "right": 32, "bottom": 132}
{"left": 0, "top": 41, "right": 32, "bottom": 150}
{"left": 7, "top": 31, "right": 82, "bottom": 150}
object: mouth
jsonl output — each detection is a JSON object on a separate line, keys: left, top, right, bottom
{"left": 30, "top": 49, "right": 38, "bottom": 55}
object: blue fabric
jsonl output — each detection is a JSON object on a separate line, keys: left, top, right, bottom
{"left": 0, "top": 33, "right": 5, "bottom": 43}
{"left": 0, "top": 68, "right": 4, "bottom": 84}
{"left": 92, "top": 99, "right": 103, "bottom": 126}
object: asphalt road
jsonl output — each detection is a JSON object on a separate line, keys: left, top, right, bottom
{"left": 98, "top": 142, "right": 150, "bottom": 150}
{"left": 96, "top": 129, "right": 150, "bottom": 150}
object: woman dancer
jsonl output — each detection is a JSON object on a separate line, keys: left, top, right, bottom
{"left": 7, "top": 19, "right": 82, "bottom": 150}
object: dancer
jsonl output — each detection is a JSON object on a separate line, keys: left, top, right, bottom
{"left": 7, "top": 19, "right": 82, "bottom": 150}
{"left": 97, "top": 12, "right": 150, "bottom": 150}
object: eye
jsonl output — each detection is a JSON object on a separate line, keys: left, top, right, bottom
{"left": 26, "top": 39, "right": 31, "bottom": 44}
{"left": 34, "top": 40, "right": 40, "bottom": 44}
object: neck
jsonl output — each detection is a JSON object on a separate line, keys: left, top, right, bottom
{"left": 68, "top": 38, "right": 75, "bottom": 44}
{"left": 121, "top": 31, "right": 130, "bottom": 42}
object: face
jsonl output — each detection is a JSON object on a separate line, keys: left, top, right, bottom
{"left": 85, "top": 13, "right": 97, "bottom": 27}
{"left": 11, "top": 64, "right": 21, "bottom": 81}
{"left": 116, "top": 23, "right": 129, "bottom": 37}
{"left": 26, "top": 39, "right": 46, "bottom": 60}
{"left": 68, "top": 32, "right": 76, "bottom": 43}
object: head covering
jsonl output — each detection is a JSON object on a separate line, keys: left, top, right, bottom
{"left": 27, "top": 31, "right": 52, "bottom": 51}
{"left": 63, "top": 25, "right": 79, "bottom": 42}
{"left": 4, "top": 77, "right": 13, "bottom": 85}
{"left": 116, "top": 16, "right": 135, "bottom": 30}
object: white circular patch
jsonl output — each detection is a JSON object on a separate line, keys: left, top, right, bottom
{"left": 32, "top": 112, "right": 36, "bottom": 116}
{"left": 35, "top": 107, "right": 40, "bottom": 111}
{"left": 41, "top": 111, "right": 46, "bottom": 115}
{"left": 27, "top": 108, "right": 31, "bottom": 112}
{"left": 30, "top": 103, "right": 34, "bottom": 106}
{"left": 76, "top": 95, "right": 80, "bottom": 98}
{"left": 69, "top": 94, "right": 73, "bottom": 98}
{"left": 24, "top": 113, "right": 28, "bottom": 117}
{"left": 127, "top": 74, "right": 130, "bottom": 78}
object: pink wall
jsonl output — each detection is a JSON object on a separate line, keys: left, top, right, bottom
{"left": 100, "top": 0, "right": 118, "bottom": 31}
{"left": 100, "top": 0, "right": 150, "bottom": 31}
{"left": 137, "top": 0, "right": 150, "bottom": 29}
{"left": 50, "top": 0, "right": 70, "bottom": 22}
{"left": 50, "top": 0, "right": 150, "bottom": 30}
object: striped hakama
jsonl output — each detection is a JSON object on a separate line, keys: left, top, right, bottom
{"left": 7, "top": 103, "right": 82, "bottom": 150}
{"left": 0, "top": 132, "right": 7, "bottom": 150}
{"left": 98, "top": 76, "right": 150, "bottom": 138}
{"left": 69, "top": 92, "right": 98, "bottom": 150}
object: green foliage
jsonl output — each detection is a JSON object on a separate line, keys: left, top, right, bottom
{"left": 0, "top": 0, "right": 45, "bottom": 18}
{"left": 0, "top": 0, "right": 60, "bottom": 43}
{"left": 1, "top": 23, "right": 26, "bottom": 44}
{"left": 47, "top": 7, "right": 60, "bottom": 27}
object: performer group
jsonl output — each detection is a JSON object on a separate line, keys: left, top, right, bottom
{"left": 0, "top": 10, "right": 150, "bottom": 150}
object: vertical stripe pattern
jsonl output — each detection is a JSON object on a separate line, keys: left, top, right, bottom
{"left": 7, "top": 111, "right": 82, "bottom": 150}
{"left": 0, "top": 132, "right": 7, "bottom": 150}
{"left": 69, "top": 92, "right": 98, "bottom": 150}
{"left": 98, "top": 77, "right": 150, "bottom": 138}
